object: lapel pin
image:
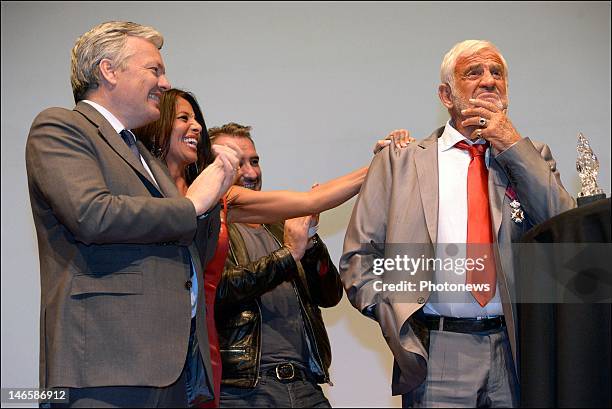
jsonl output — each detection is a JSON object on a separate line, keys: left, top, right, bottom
{"left": 505, "top": 187, "right": 525, "bottom": 224}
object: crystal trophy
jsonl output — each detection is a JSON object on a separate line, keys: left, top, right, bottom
{"left": 576, "top": 132, "right": 606, "bottom": 206}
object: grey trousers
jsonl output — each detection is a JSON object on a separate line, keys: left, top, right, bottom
{"left": 403, "top": 328, "right": 519, "bottom": 408}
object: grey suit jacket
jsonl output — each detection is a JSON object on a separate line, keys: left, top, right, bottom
{"left": 340, "top": 127, "right": 575, "bottom": 395}
{"left": 26, "top": 101, "right": 217, "bottom": 390}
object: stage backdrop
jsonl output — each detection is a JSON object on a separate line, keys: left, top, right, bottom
{"left": 2, "top": 2, "right": 610, "bottom": 407}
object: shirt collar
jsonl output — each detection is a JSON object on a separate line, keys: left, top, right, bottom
{"left": 82, "top": 100, "right": 127, "bottom": 134}
{"left": 439, "top": 120, "right": 487, "bottom": 152}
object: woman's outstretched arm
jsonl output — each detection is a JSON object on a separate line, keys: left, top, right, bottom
{"left": 226, "top": 166, "right": 367, "bottom": 224}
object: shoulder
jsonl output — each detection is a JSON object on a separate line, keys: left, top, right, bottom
{"left": 527, "top": 138, "right": 551, "bottom": 154}
{"left": 31, "top": 106, "right": 76, "bottom": 126}
{"left": 500, "top": 137, "right": 554, "bottom": 160}
{"left": 26, "top": 105, "right": 104, "bottom": 157}
{"left": 369, "top": 127, "right": 442, "bottom": 171}
{"left": 30, "top": 105, "right": 95, "bottom": 135}
{"left": 514, "top": 137, "right": 544, "bottom": 150}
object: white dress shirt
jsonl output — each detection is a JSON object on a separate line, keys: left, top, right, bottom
{"left": 423, "top": 120, "right": 503, "bottom": 318}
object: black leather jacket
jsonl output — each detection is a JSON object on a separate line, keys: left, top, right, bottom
{"left": 215, "top": 222, "right": 343, "bottom": 388}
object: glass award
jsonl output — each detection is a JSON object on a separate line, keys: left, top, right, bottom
{"left": 576, "top": 132, "right": 606, "bottom": 206}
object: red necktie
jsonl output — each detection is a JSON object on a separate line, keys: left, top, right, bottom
{"left": 454, "top": 140, "right": 496, "bottom": 307}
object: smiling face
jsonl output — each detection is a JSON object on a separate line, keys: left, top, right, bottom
{"left": 213, "top": 134, "right": 262, "bottom": 191}
{"left": 165, "top": 96, "right": 202, "bottom": 168}
{"left": 111, "top": 36, "right": 171, "bottom": 129}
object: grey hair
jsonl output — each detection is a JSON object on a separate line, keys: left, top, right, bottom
{"left": 440, "top": 40, "right": 508, "bottom": 89}
{"left": 70, "top": 21, "right": 163, "bottom": 102}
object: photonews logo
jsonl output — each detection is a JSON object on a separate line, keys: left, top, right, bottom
{"left": 372, "top": 254, "right": 486, "bottom": 276}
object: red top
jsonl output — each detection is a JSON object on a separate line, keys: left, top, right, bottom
{"left": 200, "top": 198, "right": 229, "bottom": 408}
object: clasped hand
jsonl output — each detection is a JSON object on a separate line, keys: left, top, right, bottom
{"left": 284, "top": 215, "right": 313, "bottom": 261}
{"left": 186, "top": 141, "right": 242, "bottom": 216}
{"left": 461, "top": 98, "right": 521, "bottom": 151}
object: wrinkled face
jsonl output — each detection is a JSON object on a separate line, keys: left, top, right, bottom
{"left": 447, "top": 48, "right": 508, "bottom": 115}
{"left": 214, "top": 134, "right": 261, "bottom": 191}
{"left": 112, "top": 36, "right": 171, "bottom": 129}
{"left": 165, "top": 96, "right": 202, "bottom": 168}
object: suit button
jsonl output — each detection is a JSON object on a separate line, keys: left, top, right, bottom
{"left": 417, "top": 297, "right": 425, "bottom": 304}
{"left": 185, "top": 280, "right": 192, "bottom": 290}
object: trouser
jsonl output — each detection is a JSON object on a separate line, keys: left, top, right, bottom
{"left": 403, "top": 328, "right": 519, "bottom": 408}
{"left": 219, "top": 363, "right": 331, "bottom": 408}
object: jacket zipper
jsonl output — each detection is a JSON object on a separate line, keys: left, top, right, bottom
{"left": 291, "top": 282, "right": 332, "bottom": 385}
{"left": 253, "top": 299, "right": 263, "bottom": 387}
{"left": 220, "top": 348, "right": 246, "bottom": 353}
{"left": 228, "top": 236, "right": 263, "bottom": 388}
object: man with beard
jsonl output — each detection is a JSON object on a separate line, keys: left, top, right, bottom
{"left": 210, "top": 123, "right": 341, "bottom": 408}
{"left": 340, "top": 40, "right": 575, "bottom": 407}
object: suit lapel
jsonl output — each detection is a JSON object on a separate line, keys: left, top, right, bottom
{"left": 75, "top": 102, "right": 161, "bottom": 192}
{"left": 488, "top": 150, "right": 510, "bottom": 240}
{"left": 414, "top": 130, "right": 442, "bottom": 244}
{"left": 138, "top": 143, "right": 178, "bottom": 198}
{"left": 488, "top": 149, "right": 516, "bottom": 365}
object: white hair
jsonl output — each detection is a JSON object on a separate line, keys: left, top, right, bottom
{"left": 440, "top": 40, "right": 508, "bottom": 89}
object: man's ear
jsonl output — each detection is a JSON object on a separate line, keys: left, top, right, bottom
{"left": 438, "top": 83, "right": 453, "bottom": 109}
{"left": 98, "top": 58, "right": 118, "bottom": 86}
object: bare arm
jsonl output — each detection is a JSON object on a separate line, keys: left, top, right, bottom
{"left": 226, "top": 166, "right": 367, "bottom": 224}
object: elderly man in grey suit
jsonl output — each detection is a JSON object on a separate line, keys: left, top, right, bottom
{"left": 340, "top": 39, "right": 575, "bottom": 408}
{"left": 25, "top": 21, "right": 241, "bottom": 407}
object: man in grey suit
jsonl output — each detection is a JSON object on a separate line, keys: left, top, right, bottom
{"left": 340, "top": 40, "right": 575, "bottom": 407}
{"left": 25, "top": 21, "right": 240, "bottom": 407}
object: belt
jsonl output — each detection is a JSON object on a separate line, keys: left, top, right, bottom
{"left": 264, "top": 363, "right": 313, "bottom": 383}
{"left": 422, "top": 315, "right": 506, "bottom": 334}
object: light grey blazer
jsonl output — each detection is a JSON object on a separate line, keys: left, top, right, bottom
{"left": 26, "top": 101, "right": 216, "bottom": 390}
{"left": 340, "top": 127, "right": 575, "bottom": 395}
